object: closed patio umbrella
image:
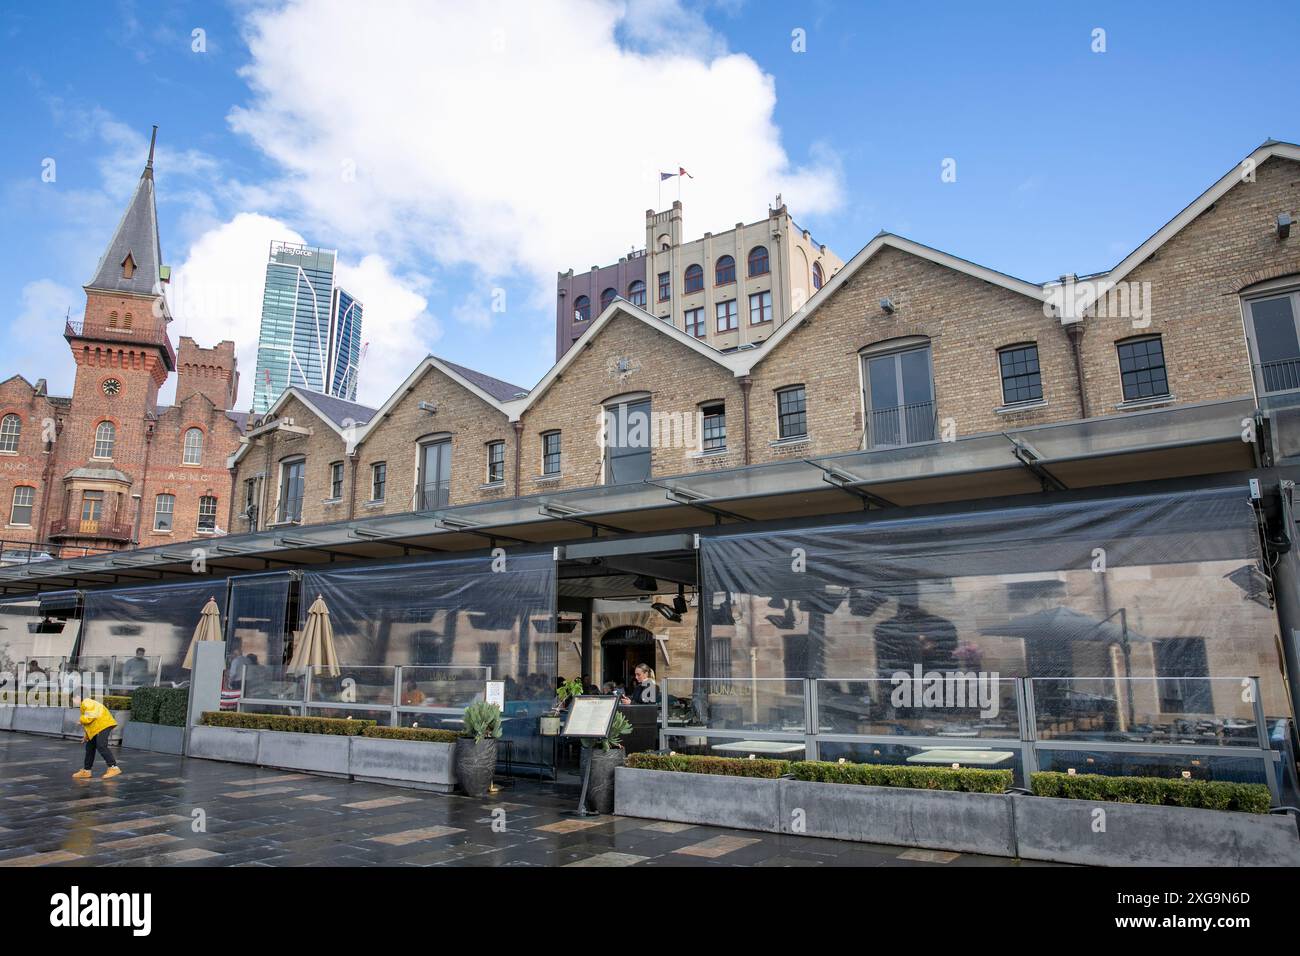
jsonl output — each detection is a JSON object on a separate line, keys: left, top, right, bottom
{"left": 290, "top": 595, "right": 341, "bottom": 677}
{"left": 182, "top": 597, "right": 223, "bottom": 671}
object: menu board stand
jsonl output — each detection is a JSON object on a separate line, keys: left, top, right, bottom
{"left": 560, "top": 696, "right": 618, "bottom": 816}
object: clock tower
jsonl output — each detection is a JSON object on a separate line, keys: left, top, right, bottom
{"left": 52, "top": 127, "right": 177, "bottom": 550}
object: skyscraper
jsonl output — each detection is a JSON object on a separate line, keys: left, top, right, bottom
{"left": 252, "top": 241, "right": 364, "bottom": 412}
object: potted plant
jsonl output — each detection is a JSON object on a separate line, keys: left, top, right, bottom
{"left": 542, "top": 677, "right": 583, "bottom": 736}
{"left": 582, "top": 711, "right": 631, "bottom": 814}
{"left": 455, "top": 700, "right": 503, "bottom": 797}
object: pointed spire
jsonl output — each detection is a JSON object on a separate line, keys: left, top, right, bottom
{"left": 143, "top": 125, "right": 157, "bottom": 181}
{"left": 85, "top": 125, "right": 164, "bottom": 297}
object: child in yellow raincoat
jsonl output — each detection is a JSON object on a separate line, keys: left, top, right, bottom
{"left": 73, "top": 697, "right": 121, "bottom": 779}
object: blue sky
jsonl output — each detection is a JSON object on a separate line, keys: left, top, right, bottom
{"left": 1, "top": 0, "right": 1297, "bottom": 410}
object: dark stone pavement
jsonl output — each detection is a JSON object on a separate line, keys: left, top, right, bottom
{"left": 0, "top": 732, "right": 1046, "bottom": 867}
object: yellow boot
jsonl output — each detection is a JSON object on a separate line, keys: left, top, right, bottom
{"left": 103, "top": 766, "right": 121, "bottom": 779}
{"left": 72, "top": 769, "right": 92, "bottom": 780}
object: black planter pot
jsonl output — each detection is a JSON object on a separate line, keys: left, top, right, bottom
{"left": 582, "top": 746, "right": 625, "bottom": 814}
{"left": 455, "top": 736, "right": 498, "bottom": 797}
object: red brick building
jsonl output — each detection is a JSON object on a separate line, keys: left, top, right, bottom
{"left": 0, "top": 132, "right": 245, "bottom": 562}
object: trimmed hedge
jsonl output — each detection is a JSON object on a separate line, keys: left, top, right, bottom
{"left": 362, "top": 725, "right": 458, "bottom": 744}
{"left": 130, "top": 687, "right": 189, "bottom": 726}
{"left": 625, "top": 753, "right": 792, "bottom": 779}
{"left": 1031, "top": 771, "right": 1271, "bottom": 814}
{"left": 792, "top": 760, "right": 1012, "bottom": 793}
{"left": 100, "top": 695, "right": 132, "bottom": 711}
{"left": 200, "top": 711, "right": 376, "bottom": 736}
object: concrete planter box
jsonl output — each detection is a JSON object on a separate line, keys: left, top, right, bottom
{"left": 121, "top": 721, "right": 185, "bottom": 755}
{"left": 614, "top": 767, "right": 783, "bottom": 833}
{"left": 188, "top": 724, "right": 261, "bottom": 763}
{"left": 0, "top": 705, "right": 13, "bottom": 731}
{"left": 779, "top": 778, "right": 1015, "bottom": 857}
{"left": 350, "top": 736, "right": 457, "bottom": 792}
{"left": 58, "top": 708, "right": 130, "bottom": 744}
{"left": 256, "top": 730, "right": 351, "bottom": 777}
{"left": 1015, "top": 795, "right": 1300, "bottom": 867}
{"left": 11, "top": 706, "right": 67, "bottom": 736}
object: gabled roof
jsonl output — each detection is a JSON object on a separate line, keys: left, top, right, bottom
{"left": 1055, "top": 140, "right": 1300, "bottom": 294}
{"left": 739, "top": 232, "right": 1046, "bottom": 371}
{"left": 86, "top": 130, "right": 165, "bottom": 299}
{"left": 435, "top": 357, "right": 529, "bottom": 402}
{"left": 521, "top": 299, "right": 743, "bottom": 411}
{"left": 228, "top": 387, "right": 377, "bottom": 467}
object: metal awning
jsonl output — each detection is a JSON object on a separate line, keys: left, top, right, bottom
{"left": 0, "top": 396, "right": 1261, "bottom": 595}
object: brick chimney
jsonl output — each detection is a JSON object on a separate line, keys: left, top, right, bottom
{"left": 176, "top": 337, "right": 239, "bottom": 411}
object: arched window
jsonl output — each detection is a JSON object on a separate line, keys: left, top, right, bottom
{"left": 627, "top": 280, "right": 646, "bottom": 307}
{"left": 93, "top": 421, "right": 116, "bottom": 459}
{"left": 183, "top": 427, "right": 204, "bottom": 465}
{"left": 684, "top": 264, "right": 704, "bottom": 293}
{"left": 123, "top": 312, "right": 133, "bottom": 329}
{"left": 715, "top": 255, "right": 736, "bottom": 286}
{"left": 0, "top": 414, "right": 20, "bottom": 453}
{"left": 812, "top": 261, "right": 824, "bottom": 291}
{"left": 748, "top": 245, "right": 770, "bottom": 277}
{"left": 600, "top": 287, "right": 617, "bottom": 311}
{"left": 574, "top": 295, "right": 591, "bottom": 323}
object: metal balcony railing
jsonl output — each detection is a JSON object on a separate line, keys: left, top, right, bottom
{"left": 867, "top": 399, "right": 937, "bottom": 448}
{"left": 47, "top": 518, "right": 133, "bottom": 542}
{"left": 1254, "top": 359, "right": 1300, "bottom": 395}
{"left": 65, "top": 317, "right": 177, "bottom": 369}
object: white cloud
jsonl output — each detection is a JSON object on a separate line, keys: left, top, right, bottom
{"left": 228, "top": 0, "right": 842, "bottom": 293}
{"left": 6, "top": 280, "right": 80, "bottom": 395}
{"left": 167, "top": 212, "right": 436, "bottom": 410}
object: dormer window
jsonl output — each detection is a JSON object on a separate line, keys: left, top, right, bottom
{"left": 121, "top": 253, "right": 136, "bottom": 279}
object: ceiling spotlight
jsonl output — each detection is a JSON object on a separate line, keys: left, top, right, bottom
{"left": 651, "top": 602, "right": 682, "bottom": 623}
{"left": 672, "top": 584, "right": 688, "bottom": 615}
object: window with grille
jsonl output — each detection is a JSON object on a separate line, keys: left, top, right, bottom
{"left": 371, "top": 462, "right": 387, "bottom": 501}
{"left": 93, "top": 421, "right": 115, "bottom": 459}
{"left": 657, "top": 272, "right": 671, "bottom": 301}
{"left": 715, "top": 299, "right": 738, "bottom": 333}
{"left": 197, "top": 496, "right": 217, "bottom": 533}
{"left": 749, "top": 290, "right": 772, "bottom": 325}
{"left": 153, "top": 494, "right": 174, "bottom": 532}
{"left": 701, "top": 404, "right": 726, "bottom": 451}
{"left": 777, "top": 386, "right": 807, "bottom": 440}
{"left": 1117, "top": 336, "right": 1169, "bottom": 401}
{"left": 685, "top": 307, "right": 705, "bottom": 338}
{"left": 0, "top": 414, "right": 20, "bottom": 453}
{"left": 182, "top": 427, "right": 203, "bottom": 465}
{"left": 748, "top": 246, "right": 769, "bottom": 277}
{"left": 998, "top": 344, "right": 1043, "bottom": 405}
{"left": 542, "top": 431, "right": 561, "bottom": 476}
{"left": 684, "top": 264, "right": 704, "bottom": 293}
{"left": 329, "top": 461, "right": 344, "bottom": 499}
{"left": 715, "top": 255, "right": 735, "bottom": 285}
{"left": 486, "top": 441, "right": 505, "bottom": 483}
{"left": 9, "top": 486, "right": 33, "bottom": 526}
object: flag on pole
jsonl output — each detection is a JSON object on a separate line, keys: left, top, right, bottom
{"left": 659, "top": 171, "right": 676, "bottom": 181}
{"left": 678, "top": 166, "right": 694, "bottom": 179}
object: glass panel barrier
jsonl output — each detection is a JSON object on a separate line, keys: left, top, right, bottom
{"left": 397, "top": 665, "right": 490, "bottom": 709}
{"left": 815, "top": 677, "right": 1022, "bottom": 739}
{"left": 1034, "top": 748, "right": 1271, "bottom": 785}
{"left": 1031, "top": 677, "right": 1263, "bottom": 748}
{"left": 664, "top": 734, "right": 808, "bottom": 761}
{"left": 663, "top": 677, "right": 807, "bottom": 733}
{"left": 816, "top": 739, "right": 1025, "bottom": 779}
{"left": 242, "top": 664, "right": 307, "bottom": 703}
{"left": 113, "top": 654, "right": 161, "bottom": 689}
{"left": 309, "top": 665, "right": 396, "bottom": 706}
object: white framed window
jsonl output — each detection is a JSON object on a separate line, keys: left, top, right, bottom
{"left": 182, "top": 427, "right": 204, "bottom": 465}
{"left": 9, "top": 486, "right": 34, "bottom": 526}
{"left": 153, "top": 494, "right": 175, "bottom": 532}
{"left": 279, "top": 458, "right": 305, "bottom": 523}
{"left": 371, "top": 462, "right": 387, "bottom": 501}
{"left": 197, "top": 496, "right": 218, "bottom": 533}
{"left": 0, "top": 414, "right": 20, "bottom": 453}
{"left": 93, "top": 421, "right": 115, "bottom": 459}
{"left": 486, "top": 441, "right": 505, "bottom": 484}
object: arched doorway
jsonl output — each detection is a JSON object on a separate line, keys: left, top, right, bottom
{"left": 600, "top": 625, "right": 654, "bottom": 688}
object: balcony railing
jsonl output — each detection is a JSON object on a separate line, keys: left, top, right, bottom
{"left": 65, "top": 317, "right": 177, "bottom": 370}
{"left": 867, "top": 399, "right": 937, "bottom": 448}
{"left": 48, "top": 518, "right": 133, "bottom": 542}
{"left": 413, "top": 483, "right": 449, "bottom": 512}
{"left": 1254, "top": 359, "right": 1300, "bottom": 395}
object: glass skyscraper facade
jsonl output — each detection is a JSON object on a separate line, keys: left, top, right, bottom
{"left": 252, "top": 242, "right": 364, "bottom": 412}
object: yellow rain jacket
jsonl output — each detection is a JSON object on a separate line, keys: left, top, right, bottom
{"left": 79, "top": 699, "right": 117, "bottom": 740}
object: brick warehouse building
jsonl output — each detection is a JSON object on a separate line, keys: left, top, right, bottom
{"left": 0, "top": 133, "right": 245, "bottom": 561}
{"left": 4, "top": 138, "right": 1300, "bottom": 795}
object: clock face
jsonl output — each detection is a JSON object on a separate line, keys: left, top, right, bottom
{"left": 102, "top": 378, "right": 122, "bottom": 396}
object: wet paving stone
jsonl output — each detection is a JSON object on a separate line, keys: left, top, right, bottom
{"left": 0, "top": 733, "right": 1045, "bottom": 867}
